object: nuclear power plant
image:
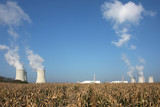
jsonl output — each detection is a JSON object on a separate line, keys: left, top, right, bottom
{"left": 14, "top": 68, "right": 155, "bottom": 84}
{"left": 15, "top": 69, "right": 27, "bottom": 81}
{"left": 148, "top": 76, "right": 154, "bottom": 83}
{"left": 36, "top": 70, "right": 46, "bottom": 83}
{"left": 15, "top": 69, "right": 46, "bottom": 83}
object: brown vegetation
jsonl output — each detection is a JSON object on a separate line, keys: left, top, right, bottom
{"left": 0, "top": 82, "right": 160, "bottom": 107}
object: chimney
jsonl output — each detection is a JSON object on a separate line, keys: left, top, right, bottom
{"left": 94, "top": 73, "right": 95, "bottom": 83}
{"left": 15, "top": 69, "right": 25, "bottom": 81}
{"left": 122, "top": 75, "right": 124, "bottom": 83}
{"left": 148, "top": 76, "right": 154, "bottom": 83}
{"left": 36, "top": 70, "right": 46, "bottom": 83}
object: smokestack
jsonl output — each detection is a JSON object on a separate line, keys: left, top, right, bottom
{"left": 15, "top": 69, "right": 25, "bottom": 81}
{"left": 148, "top": 76, "right": 154, "bottom": 83}
{"left": 122, "top": 75, "right": 124, "bottom": 82}
{"left": 94, "top": 73, "right": 95, "bottom": 83}
{"left": 131, "top": 77, "right": 136, "bottom": 83}
{"left": 138, "top": 76, "right": 145, "bottom": 83}
{"left": 36, "top": 70, "right": 46, "bottom": 83}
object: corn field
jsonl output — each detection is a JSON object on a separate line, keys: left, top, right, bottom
{"left": 0, "top": 82, "right": 160, "bottom": 107}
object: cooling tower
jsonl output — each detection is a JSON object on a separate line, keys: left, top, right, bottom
{"left": 15, "top": 69, "right": 25, "bottom": 81}
{"left": 148, "top": 76, "right": 154, "bottom": 83}
{"left": 24, "top": 71, "right": 27, "bottom": 81}
{"left": 138, "top": 76, "right": 145, "bottom": 83}
{"left": 36, "top": 70, "right": 46, "bottom": 83}
{"left": 131, "top": 77, "right": 136, "bottom": 83}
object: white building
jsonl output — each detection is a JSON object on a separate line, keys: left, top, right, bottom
{"left": 81, "top": 80, "right": 101, "bottom": 84}
{"left": 110, "top": 81, "right": 128, "bottom": 83}
{"left": 80, "top": 73, "right": 101, "bottom": 84}
{"left": 110, "top": 75, "right": 128, "bottom": 83}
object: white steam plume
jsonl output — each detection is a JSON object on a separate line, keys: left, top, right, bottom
{"left": 0, "top": 45, "right": 23, "bottom": 69}
{"left": 101, "top": 0, "right": 155, "bottom": 48}
{"left": 0, "top": 45, "right": 9, "bottom": 50}
{"left": 122, "top": 54, "right": 146, "bottom": 77}
{"left": 7, "top": 27, "right": 19, "bottom": 40}
{"left": 26, "top": 48, "right": 44, "bottom": 71}
{"left": 0, "top": 1, "right": 31, "bottom": 40}
{"left": 139, "top": 57, "right": 145, "bottom": 64}
{"left": 122, "top": 54, "right": 135, "bottom": 77}
{"left": 136, "top": 57, "right": 145, "bottom": 76}
{"left": 129, "top": 45, "right": 136, "bottom": 50}
{"left": 136, "top": 65, "right": 144, "bottom": 76}
{"left": 0, "top": 1, "right": 31, "bottom": 26}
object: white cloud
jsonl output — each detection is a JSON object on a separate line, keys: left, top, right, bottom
{"left": 0, "top": 45, "right": 9, "bottom": 50}
{"left": 139, "top": 57, "right": 145, "bottom": 64}
{"left": 102, "top": 0, "right": 144, "bottom": 47}
{"left": 0, "top": 1, "right": 31, "bottom": 40}
{"left": 102, "top": 0, "right": 144, "bottom": 24}
{"left": 112, "top": 33, "right": 131, "bottom": 47}
{"left": 0, "top": 1, "right": 31, "bottom": 26}
{"left": 7, "top": 27, "right": 19, "bottom": 40}
{"left": 102, "top": 0, "right": 156, "bottom": 48}
{"left": 144, "top": 10, "right": 156, "bottom": 17}
{"left": 130, "top": 45, "right": 136, "bottom": 50}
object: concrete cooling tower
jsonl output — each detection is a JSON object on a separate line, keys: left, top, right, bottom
{"left": 138, "top": 76, "right": 145, "bottom": 83}
{"left": 148, "top": 76, "right": 154, "bottom": 83}
{"left": 36, "top": 70, "right": 46, "bottom": 83}
{"left": 131, "top": 77, "right": 136, "bottom": 83}
{"left": 15, "top": 69, "right": 25, "bottom": 81}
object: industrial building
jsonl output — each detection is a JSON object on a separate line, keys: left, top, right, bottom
{"left": 80, "top": 73, "right": 101, "bottom": 84}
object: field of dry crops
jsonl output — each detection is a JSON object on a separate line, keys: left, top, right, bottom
{"left": 0, "top": 82, "right": 160, "bottom": 107}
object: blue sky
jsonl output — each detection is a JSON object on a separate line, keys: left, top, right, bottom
{"left": 0, "top": 0, "right": 160, "bottom": 83}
